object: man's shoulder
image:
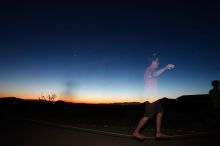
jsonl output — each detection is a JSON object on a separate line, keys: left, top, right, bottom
{"left": 209, "top": 89, "right": 214, "bottom": 94}
{"left": 209, "top": 89, "right": 220, "bottom": 95}
{"left": 145, "top": 67, "right": 154, "bottom": 72}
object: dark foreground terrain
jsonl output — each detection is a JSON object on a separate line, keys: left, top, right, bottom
{"left": 0, "top": 119, "right": 220, "bottom": 146}
{"left": 0, "top": 95, "right": 220, "bottom": 146}
{"left": 0, "top": 95, "right": 217, "bottom": 131}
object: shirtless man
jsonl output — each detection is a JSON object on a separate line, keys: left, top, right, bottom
{"left": 133, "top": 55, "right": 175, "bottom": 140}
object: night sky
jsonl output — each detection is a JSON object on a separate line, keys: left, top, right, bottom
{"left": 0, "top": 0, "right": 220, "bottom": 103}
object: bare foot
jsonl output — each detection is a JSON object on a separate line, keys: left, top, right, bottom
{"left": 156, "top": 133, "right": 170, "bottom": 139}
{"left": 133, "top": 132, "right": 147, "bottom": 141}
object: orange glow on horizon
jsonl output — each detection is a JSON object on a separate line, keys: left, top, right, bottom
{"left": 0, "top": 92, "right": 149, "bottom": 104}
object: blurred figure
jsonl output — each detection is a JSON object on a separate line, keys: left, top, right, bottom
{"left": 133, "top": 55, "right": 175, "bottom": 140}
{"left": 144, "top": 55, "right": 175, "bottom": 100}
{"left": 209, "top": 80, "right": 220, "bottom": 126}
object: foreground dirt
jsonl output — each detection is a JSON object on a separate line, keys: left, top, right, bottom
{"left": 0, "top": 119, "right": 220, "bottom": 146}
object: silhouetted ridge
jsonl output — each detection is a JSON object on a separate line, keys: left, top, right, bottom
{"left": 0, "top": 95, "right": 216, "bottom": 130}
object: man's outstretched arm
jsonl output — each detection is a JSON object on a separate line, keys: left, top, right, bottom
{"left": 153, "top": 64, "right": 175, "bottom": 77}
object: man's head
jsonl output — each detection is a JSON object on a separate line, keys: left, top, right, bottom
{"left": 151, "top": 57, "right": 159, "bottom": 69}
{"left": 211, "top": 80, "right": 220, "bottom": 89}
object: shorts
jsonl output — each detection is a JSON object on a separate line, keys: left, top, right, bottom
{"left": 144, "top": 100, "right": 164, "bottom": 118}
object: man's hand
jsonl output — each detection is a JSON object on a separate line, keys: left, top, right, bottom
{"left": 166, "top": 64, "right": 175, "bottom": 70}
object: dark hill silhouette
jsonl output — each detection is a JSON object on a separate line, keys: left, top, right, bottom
{"left": 0, "top": 94, "right": 216, "bottom": 130}
{"left": 0, "top": 97, "right": 24, "bottom": 104}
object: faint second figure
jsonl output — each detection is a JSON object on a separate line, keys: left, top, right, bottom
{"left": 209, "top": 80, "right": 220, "bottom": 125}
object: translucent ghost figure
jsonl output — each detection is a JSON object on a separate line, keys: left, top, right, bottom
{"left": 144, "top": 54, "right": 175, "bottom": 102}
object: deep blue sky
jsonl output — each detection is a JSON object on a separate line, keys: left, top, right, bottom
{"left": 0, "top": 0, "right": 220, "bottom": 103}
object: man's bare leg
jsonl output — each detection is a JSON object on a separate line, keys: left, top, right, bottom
{"left": 155, "top": 112, "right": 169, "bottom": 138}
{"left": 133, "top": 116, "right": 149, "bottom": 140}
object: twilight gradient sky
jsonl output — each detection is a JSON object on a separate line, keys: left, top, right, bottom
{"left": 0, "top": 0, "right": 220, "bottom": 103}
